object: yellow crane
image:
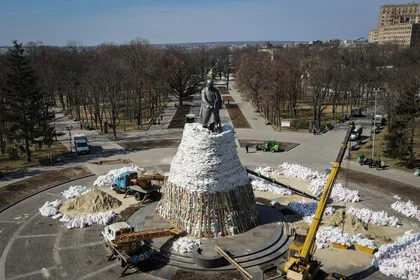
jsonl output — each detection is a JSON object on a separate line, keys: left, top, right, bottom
{"left": 283, "top": 124, "right": 354, "bottom": 280}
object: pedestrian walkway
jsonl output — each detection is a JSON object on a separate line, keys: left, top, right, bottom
{"left": 148, "top": 98, "right": 178, "bottom": 131}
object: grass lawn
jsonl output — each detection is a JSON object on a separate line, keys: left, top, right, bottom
{"left": 0, "top": 142, "right": 69, "bottom": 174}
{"left": 350, "top": 126, "right": 420, "bottom": 171}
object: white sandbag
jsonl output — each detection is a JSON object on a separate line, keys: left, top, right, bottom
{"left": 347, "top": 207, "right": 399, "bottom": 227}
{"left": 62, "top": 185, "right": 89, "bottom": 199}
{"left": 372, "top": 231, "right": 420, "bottom": 279}
{"left": 280, "top": 163, "right": 360, "bottom": 203}
{"left": 249, "top": 174, "right": 292, "bottom": 195}
{"left": 64, "top": 211, "right": 116, "bottom": 229}
{"left": 391, "top": 200, "right": 420, "bottom": 222}
{"left": 288, "top": 200, "right": 335, "bottom": 223}
{"left": 39, "top": 200, "right": 61, "bottom": 217}
{"left": 93, "top": 165, "right": 143, "bottom": 188}
{"left": 171, "top": 237, "right": 202, "bottom": 254}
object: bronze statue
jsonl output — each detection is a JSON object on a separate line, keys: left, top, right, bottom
{"left": 200, "top": 79, "right": 222, "bottom": 132}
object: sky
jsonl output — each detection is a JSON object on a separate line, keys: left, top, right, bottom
{"left": 0, "top": 0, "right": 416, "bottom": 46}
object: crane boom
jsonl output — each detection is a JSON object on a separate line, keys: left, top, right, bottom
{"left": 284, "top": 124, "right": 354, "bottom": 280}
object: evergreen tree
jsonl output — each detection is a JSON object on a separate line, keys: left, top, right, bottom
{"left": 3, "top": 41, "right": 47, "bottom": 162}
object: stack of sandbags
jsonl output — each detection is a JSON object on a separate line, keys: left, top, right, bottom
{"left": 288, "top": 200, "right": 335, "bottom": 223}
{"left": 391, "top": 200, "right": 420, "bottom": 222}
{"left": 93, "top": 165, "right": 144, "bottom": 187}
{"left": 60, "top": 211, "right": 116, "bottom": 229}
{"left": 62, "top": 185, "right": 89, "bottom": 199}
{"left": 372, "top": 231, "right": 420, "bottom": 279}
{"left": 347, "top": 207, "right": 399, "bottom": 227}
{"left": 171, "top": 237, "right": 202, "bottom": 254}
{"left": 249, "top": 174, "right": 292, "bottom": 195}
{"left": 39, "top": 200, "right": 61, "bottom": 217}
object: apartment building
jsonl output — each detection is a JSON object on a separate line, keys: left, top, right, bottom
{"left": 369, "top": 2, "right": 420, "bottom": 47}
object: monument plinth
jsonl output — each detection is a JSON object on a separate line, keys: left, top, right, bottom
{"left": 157, "top": 123, "right": 259, "bottom": 238}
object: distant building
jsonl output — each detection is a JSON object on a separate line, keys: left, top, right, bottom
{"left": 308, "top": 40, "right": 323, "bottom": 45}
{"left": 262, "top": 41, "right": 273, "bottom": 49}
{"left": 370, "top": 3, "right": 420, "bottom": 47}
{"left": 369, "top": 29, "right": 379, "bottom": 43}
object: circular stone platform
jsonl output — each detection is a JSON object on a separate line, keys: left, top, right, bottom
{"left": 129, "top": 202, "right": 293, "bottom": 270}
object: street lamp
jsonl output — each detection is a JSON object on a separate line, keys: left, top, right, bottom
{"left": 66, "top": 125, "right": 73, "bottom": 156}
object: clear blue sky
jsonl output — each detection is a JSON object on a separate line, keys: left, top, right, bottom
{"left": 0, "top": 0, "right": 415, "bottom": 46}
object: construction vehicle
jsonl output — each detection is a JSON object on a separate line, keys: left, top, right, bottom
{"left": 73, "top": 133, "right": 89, "bottom": 154}
{"left": 112, "top": 171, "right": 166, "bottom": 202}
{"left": 102, "top": 222, "right": 183, "bottom": 276}
{"left": 281, "top": 124, "right": 354, "bottom": 280}
{"left": 256, "top": 140, "right": 281, "bottom": 152}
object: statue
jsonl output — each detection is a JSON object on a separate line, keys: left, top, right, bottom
{"left": 200, "top": 79, "right": 222, "bottom": 132}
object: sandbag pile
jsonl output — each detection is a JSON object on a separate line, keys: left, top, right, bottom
{"left": 93, "top": 165, "right": 144, "bottom": 188}
{"left": 171, "top": 237, "right": 202, "bottom": 254}
{"left": 255, "top": 166, "right": 282, "bottom": 177}
{"left": 288, "top": 200, "right": 335, "bottom": 223}
{"left": 249, "top": 174, "right": 292, "bottom": 195}
{"left": 391, "top": 200, "right": 420, "bottom": 222}
{"left": 62, "top": 185, "right": 89, "bottom": 199}
{"left": 280, "top": 163, "right": 360, "bottom": 202}
{"left": 59, "top": 211, "right": 116, "bottom": 229}
{"left": 372, "top": 231, "right": 420, "bottom": 279}
{"left": 347, "top": 207, "right": 399, "bottom": 227}
{"left": 316, "top": 226, "right": 377, "bottom": 249}
{"left": 39, "top": 200, "right": 61, "bottom": 217}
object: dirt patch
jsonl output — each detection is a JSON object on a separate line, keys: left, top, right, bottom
{"left": 168, "top": 106, "right": 191, "bottom": 128}
{"left": 171, "top": 269, "right": 242, "bottom": 280}
{"left": 0, "top": 166, "right": 94, "bottom": 212}
{"left": 60, "top": 189, "right": 122, "bottom": 215}
{"left": 238, "top": 139, "right": 300, "bottom": 151}
{"left": 113, "top": 203, "right": 144, "bottom": 223}
{"left": 225, "top": 104, "right": 251, "bottom": 129}
{"left": 119, "top": 139, "right": 181, "bottom": 150}
{"left": 338, "top": 168, "right": 420, "bottom": 205}
{"left": 322, "top": 212, "right": 369, "bottom": 235}
{"left": 222, "top": 96, "right": 235, "bottom": 102}
{"left": 218, "top": 87, "right": 230, "bottom": 95}
{"left": 89, "top": 158, "right": 133, "bottom": 165}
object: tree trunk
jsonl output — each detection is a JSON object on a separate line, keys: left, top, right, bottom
{"left": 25, "top": 130, "right": 31, "bottom": 162}
{"left": 408, "top": 116, "right": 416, "bottom": 166}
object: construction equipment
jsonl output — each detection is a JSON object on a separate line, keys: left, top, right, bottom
{"left": 72, "top": 133, "right": 90, "bottom": 154}
{"left": 256, "top": 140, "right": 281, "bottom": 152}
{"left": 112, "top": 171, "right": 166, "bottom": 202}
{"left": 102, "top": 222, "right": 183, "bottom": 276}
{"left": 281, "top": 124, "right": 354, "bottom": 280}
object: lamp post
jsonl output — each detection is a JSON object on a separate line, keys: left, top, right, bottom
{"left": 372, "top": 91, "right": 377, "bottom": 159}
{"left": 66, "top": 125, "right": 73, "bottom": 156}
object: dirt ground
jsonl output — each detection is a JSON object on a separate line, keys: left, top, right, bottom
{"left": 89, "top": 158, "right": 133, "bottom": 165}
{"left": 218, "top": 87, "right": 230, "bottom": 95}
{"left": 222, "top": 96, "right": 235, "bottom": 102}
{"left": 225, "top": 104, "right": 252, "bottom": 129}
{"left": 0, "top": 166, "right": 94, "bottom": 211}
{"left": 168, "top": 106, "right": 191, "bottom": 128}
{"left": 338, "top": 168, "right": 420, "bottom": 205}
{"left": 119, "top": 139, "right": 181, "bottom": 151}
{"left": 171, "top": 269, "right": 243, "bottom": 280}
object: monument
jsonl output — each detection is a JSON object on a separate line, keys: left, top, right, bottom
{"left": 200, "top": 79, "right": 222, "bottom": 133}
{"left": 157, "top": 123, "right": 259, "bottom": 238}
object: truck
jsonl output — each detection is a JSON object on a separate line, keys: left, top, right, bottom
{"left": 112, "top": 171, "right": 165, "bottom": 202}
{"left": 72, "top": 133, "right": 90, "bottom": 155}
{"left": 102, "top": 222, "right": 183, "bottom": 276}
{"left": 280, "top": 124, "right": 354, "bottom": 280}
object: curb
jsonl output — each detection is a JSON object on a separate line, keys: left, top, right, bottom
{"left": 0, "top": 173, "right": 95, "bottom": 213}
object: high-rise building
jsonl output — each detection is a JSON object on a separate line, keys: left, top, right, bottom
{"left": 369, "top": 2, "right": 420, "bottom": 47}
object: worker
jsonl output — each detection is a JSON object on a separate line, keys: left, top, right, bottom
{"left": 246, "top": 143, "right": 249, "bottom": 153}
{"left": 313, "top": 125, "right": 317, "bottom": 135}
{"left": 80, "top": 123, "right": 83, "bottom": 130}
{"left": 160, "top": 115, "right": 163, "bottom": 121}
{"left": 158, "top": 118, "right": 161, "bottom": 125}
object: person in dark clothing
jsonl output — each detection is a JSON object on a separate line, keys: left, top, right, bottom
{"left": 313, "top": 126, "right": 317, "bottom": 135}
{"left": 245, "top": 143, "right": 249, "bottom": 153}
{"left": 80, "top": 123, "right": 83, "bottom": 130}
